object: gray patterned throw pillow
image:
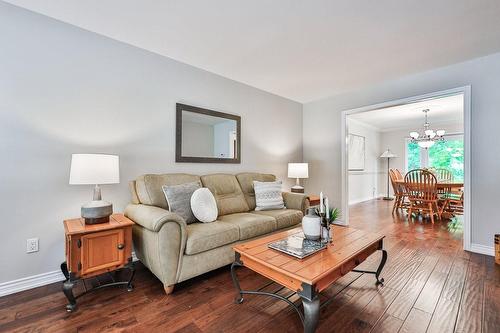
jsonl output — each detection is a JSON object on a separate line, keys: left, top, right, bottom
{"left": 253, "top": 180, "right": 285, "bottom": 211}
{"left": 162, "top": 181, "right": 202, "bottom": 224}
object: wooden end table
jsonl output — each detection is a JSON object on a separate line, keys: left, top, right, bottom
{"left": 308, "top": 195, "right": 320, "bottom": 206}
{"left": 61, "top": 213, "right": 135, "bottom": 312}
{"left": 231, "top": 226, "right": 387, "bottom": 333}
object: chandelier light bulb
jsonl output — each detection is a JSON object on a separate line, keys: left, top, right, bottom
{"left": 410, "top": 131, "right": 419, "bottom": 139}
{"left": 424, "top": 129, "right": 434, "bottom": 136}
{"left": 436, "top": 129, "right": 445, "bottom": 136}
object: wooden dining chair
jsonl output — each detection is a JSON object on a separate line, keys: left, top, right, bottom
{"left": 394, "top": 169, "right": 404, "bottom": 180}
{"left": 404, "top": 169, "right": 443, "bottom": 224}
{"left": 433, "top": 169, "right": 462, "bottom": 216}
{"left": 441, "top": 188, "right": 464, "bottom": 215}
{"left": 434, "top": 168, "right": 453, "bottom": 182}
{"left": 448, "top": 191, "right": 464, "bottom": 214}
{"left": 390, "top": 169, "right": 407, "bottom": 214}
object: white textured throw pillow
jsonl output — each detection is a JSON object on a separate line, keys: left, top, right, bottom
{"left": 253, "top": 180, "right": 285, "bottom": 211}
{"left": 190, "top": 188, "right": 218, "bottom": 223}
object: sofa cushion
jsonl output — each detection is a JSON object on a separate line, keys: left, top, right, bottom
{"left": 191, "top": 188, "right": 218, "bottom": 223}
{"left": 253, "top": 209, "right": 303, "bottom": 229}
{"left": 162, "top": 181, "right": 201, "bottom": 224}
{"left": 236, "top": 173, "right": 276, "bottom": 210}
{"left": 135, "top": 174, "right": 200, "bottom": 209}
{"left": 219, "top": 213, "right": 277, "bottom": 240}
{"left": 185, "top": 221, "right": 239, "bottom": 255}
{"left": 253, "top": 180, "right": 285, "bottom": 211}
{"left": 200, "top": 174, "right": 250, "bottom": 216}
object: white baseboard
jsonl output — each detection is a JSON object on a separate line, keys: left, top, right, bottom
{"left": 349, "top": 195, "right": 383, "bottom": 205}
{"left": 0, "top": 251, "right": 140, "bottom": 298}
{"left": 469, "top": 243, "right": 495, "bottom": 256}
{"left": 0, "top": 270, "right": 65, "bottom": 297}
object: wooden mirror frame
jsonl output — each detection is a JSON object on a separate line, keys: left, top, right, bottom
{"left": 176, "top": 103, "right": 241, "bottom": 163}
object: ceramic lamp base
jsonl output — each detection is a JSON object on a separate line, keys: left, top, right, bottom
{"left": 81, "top": 200, "right": 113, "bottom": 225}
{"left": 291, "top": 185, "right": 304, "bottom": 193}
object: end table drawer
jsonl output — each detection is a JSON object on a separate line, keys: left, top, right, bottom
{"left": 81, "top": 229, "right": 125, "bottom": 275}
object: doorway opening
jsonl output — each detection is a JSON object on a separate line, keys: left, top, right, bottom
{"left": 341, "top": 86, "right": 471, "bottom": 251}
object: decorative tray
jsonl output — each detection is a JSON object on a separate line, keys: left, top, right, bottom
{"left": 268, "top": 233, "right": 326, "bottom": 259}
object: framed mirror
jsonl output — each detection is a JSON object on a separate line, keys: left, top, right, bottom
{"left": 176, "top": 103, "right": 241, "bottom": 163}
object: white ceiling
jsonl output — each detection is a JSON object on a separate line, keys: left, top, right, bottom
{"left": 348, "top": 94, "right": 463, "bottom": 132}
{"left": 6, "top": 0, "right": 500, "bottom": 102}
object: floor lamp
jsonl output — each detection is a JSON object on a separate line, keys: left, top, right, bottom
{"left": 380, "top": 149, "right": 397, "bottom": 200}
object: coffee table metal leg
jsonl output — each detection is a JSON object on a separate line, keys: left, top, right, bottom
{"left": 302, "top": 295, "right": 320, "bottom": 333}
{"left": 352, "top": 248, "right": 388, "bottom": 285}
{"left": 230, "top": 258, "right": 244, "bottom": 304}
{"left": 375, "top": 249, "right": 388, "bottom": 285}
{"left": 299, "top": 283, "right": 320, "bottom": 333}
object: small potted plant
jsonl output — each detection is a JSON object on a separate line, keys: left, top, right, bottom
{"left": 313, "top": 207, "right": 341, "bottom": 224}
{"left": 328, "top": 207, "right": 341, "bottom": 224}
{"left": 314, "top": 206, "right": 341, "bottom": 243}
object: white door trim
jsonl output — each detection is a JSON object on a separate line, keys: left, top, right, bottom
{"left": 341, "top": 86, "right": 472, "bottom": 252}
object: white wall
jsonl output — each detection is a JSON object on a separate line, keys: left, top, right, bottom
{"left": 379, "top": 122, "right": 463, "bottom": 196}
{"left": 0, "top": 2, "right": 302, "bottom": 285}
{"left": 347, "top": 119, "right": 383, "bottom": 204}
{"left": 303, "top": 51, "right": 500, "bottom": 249}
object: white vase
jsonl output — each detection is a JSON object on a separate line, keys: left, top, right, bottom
{"left": 302, "top": 208, "right": 321, "bottom": 240}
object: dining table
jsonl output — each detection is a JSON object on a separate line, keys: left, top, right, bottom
{"left": 394, "top": 179, "right": 464, "bottom": 189}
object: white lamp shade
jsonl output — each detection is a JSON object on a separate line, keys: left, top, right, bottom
{"left": 380, "top": 149, "right": 397, "bottom": 158}
{"left": 69, "top": 154, "right": 120, "bottom": 185}
{"left": 288, "top": 163, "right": 309, "bottom": 179}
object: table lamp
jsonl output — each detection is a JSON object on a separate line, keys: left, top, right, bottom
{"left": 69, "top": 154, "right": 120, "bottom": 224}
{"left": 288, "top": 163, "right": 309, "bottom": 193}
{"left": 380, "top": 149, "right": 397, "bottom": 200}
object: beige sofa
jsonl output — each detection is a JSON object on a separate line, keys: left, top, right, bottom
{"left": 124, "top": 172, "right": 309, "bottom": 294}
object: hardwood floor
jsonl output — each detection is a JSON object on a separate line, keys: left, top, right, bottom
{"left": 1, "top": 199, "right": 498, "bottom": 332}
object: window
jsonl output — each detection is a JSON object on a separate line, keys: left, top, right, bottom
{"left": 405, "top": 134, "right": 464, "bottom": 181}
{"left": 406, "top": 141, "right": 421, "bottom": 171}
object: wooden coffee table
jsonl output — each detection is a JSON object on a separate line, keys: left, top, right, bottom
{"left": 231, "top": 225, "right": 386, "bottom": 333}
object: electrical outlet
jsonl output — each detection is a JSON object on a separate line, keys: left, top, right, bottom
{"left": 27, "top": 238, "right": 39, "bottom": 253}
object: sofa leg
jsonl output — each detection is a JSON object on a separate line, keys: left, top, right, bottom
{"left": 164, "top": 284, "right": 174, "bottom": 295}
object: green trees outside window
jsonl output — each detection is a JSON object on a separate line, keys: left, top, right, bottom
{"left": 428, "top": 139, "right": 464, "bottom": 181}
{"left": 407, "top": 142, "right": 420, "bottom": 171}
{"left": 406, "top": 136, "right": 464, "bottom": 181}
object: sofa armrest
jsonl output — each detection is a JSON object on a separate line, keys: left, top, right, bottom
{"left": 125, "top": 204, "right": 187, "bottom": 288}
{"left": 124, "top": 204, "right": 187, "bottom": 232}
{"left": 282, "top": 192, "right": 309, "bottom": 213}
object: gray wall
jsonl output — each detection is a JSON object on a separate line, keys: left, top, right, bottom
{"left": 303, "top": 51, "right": 500, "bottom": 249}
{"left": 0, "top": 2, "right": 302, "bottom": 284}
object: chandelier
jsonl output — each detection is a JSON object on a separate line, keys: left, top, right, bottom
{"left": 409, "top": 109, "right": 445, "bottom": 149}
